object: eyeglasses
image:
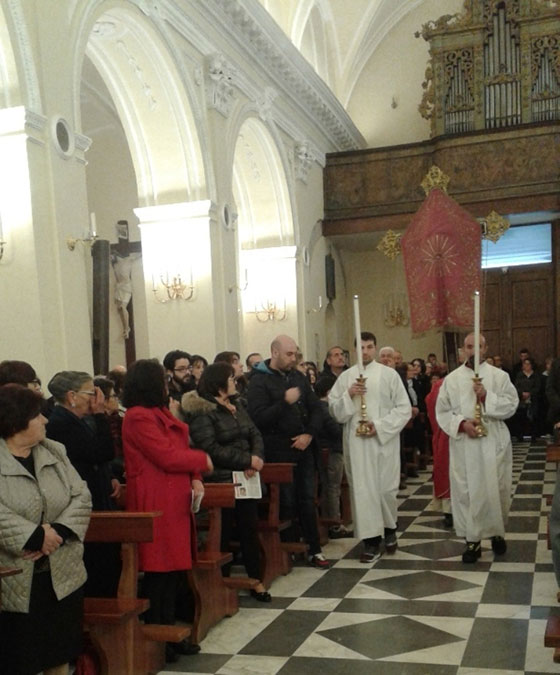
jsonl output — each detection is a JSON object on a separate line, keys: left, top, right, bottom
{"left": 173, "top": 367, "right": 191, "bottom": 373}
{"left": 76, "top": 390, "right": 96, "bottom": 397}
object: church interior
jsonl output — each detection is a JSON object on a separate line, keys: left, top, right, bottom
{"left": 1, "top": 0, "right": 560, "bottom": 672}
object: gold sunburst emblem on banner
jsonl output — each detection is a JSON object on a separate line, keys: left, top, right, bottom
{"left": 421, "top": 234, "right": 459, "bottom": 276}
{"left": 377, "top": 230, "right": 402, "bottom": 260}
{"left": 421, "top": 165, "right": 450, "bottom": 195}
{"left": 481, "top": 210, "right": 510, "bottom": 243}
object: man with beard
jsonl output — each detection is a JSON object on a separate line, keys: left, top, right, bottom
{"left": 248, "top": 335, "right": 330, "bottom": 569}
{"left": 163, "top": 350, "right": 195, "bottom": 402}
{"left": 436, "top": 333, "right": 518, "bottom": 563}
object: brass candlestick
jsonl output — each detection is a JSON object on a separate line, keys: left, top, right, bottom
{"left": 355, "top": 374, "right": 371, "bottom": 437}
{"left": 472, "top": 375, "right": 488, "bottom": 437}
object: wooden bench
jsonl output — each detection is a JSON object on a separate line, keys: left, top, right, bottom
{"left": 84, "top": 511, "right": 190, "bottom": 675}
{"left": 544, "top": 614, "right": 560, "bottom": 663}
{"left": 258, "top": 463, "right": 308, "bottom": 588}
{"left": 188, "top": 483, "right": 246, "bottom": 643}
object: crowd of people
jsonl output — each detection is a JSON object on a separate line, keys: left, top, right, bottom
{"left": 1, "top": 336, "right": 560, "bottom": 673}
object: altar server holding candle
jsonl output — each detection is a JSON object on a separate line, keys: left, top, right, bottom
{"left": 436, "top": 331, "right": 518, "bottom": 563}
{"left": 328, "top": 324, "right": 411, "bottom": 564}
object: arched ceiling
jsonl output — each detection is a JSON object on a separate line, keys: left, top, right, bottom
{"left": 257, "top": 0, "right": 467, "bottom": 145}
{"left": 258, "top": 0, "right": 425, "bottom": 104}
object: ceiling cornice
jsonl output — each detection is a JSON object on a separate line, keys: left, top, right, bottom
{"left": 165, "top": 0, "right": 365, "bottom": 152}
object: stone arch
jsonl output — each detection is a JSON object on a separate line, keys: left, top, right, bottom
{"left": 0, "top": 0, "right": 40, "bottom": 110}
{"left": 232, "top": 114, "right": 294, "bottom": 249}
{"left": 77, "top": 3, "right": 208, "bottom": 207}
{"left": 230, "top": 114, "right": 298, "bottom": 356}
{"left": 74, "top": 3, "right": 211, "bottom": 364}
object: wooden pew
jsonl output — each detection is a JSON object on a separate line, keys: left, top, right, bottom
{"left": 547, "top": 445, "right": 560, "bottom": 463}
{"left": 0, "top": 566, "right": 22, "bottom": 611}
{"left": 84, "top": 511, "right": 190, "bottom": 675}
{"left": 544, "top": 614, "right": 560, "bottom": 663}
{"left": 258, "top": 462, "right": 306, "bottom": 589}
{"left": 188, "top": 483, "right": 241, "bottom": 643}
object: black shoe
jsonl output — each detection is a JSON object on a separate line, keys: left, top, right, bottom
{"left": 384, "top": 532, "right": 398, "bottom": 554}
{"left": 172, "top": 639, "right": 201, "bottom": 655}
{"left": 462, "top": 541, "right": 481, "bottom": 563}
{"left": 250, "top": 588, "right": 272, "bottom": 602}
{"left": 360, "top": 545, "right": 381, "bottom": 563}
{"left": 443, "top": 513, "right": 453, "bottom": 528}
{"left": 491, "top": 536, "right": 507, "bottom": 555}
{"left": 165, "top": 644, "right": 179, "bottom": 663}
{"left": 329, "top": 525, "right": 354, "bottom": 539}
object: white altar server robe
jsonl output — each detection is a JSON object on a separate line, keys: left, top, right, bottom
{"left": 328, "top": 361, "right": 411, "bottom": 539}
{"left": 436, "top": 362, "right": 518, "bottom": 542}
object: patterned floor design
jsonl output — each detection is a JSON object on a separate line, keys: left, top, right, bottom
{"left": 163, "top": 440, "right": 560, "bottom": 674}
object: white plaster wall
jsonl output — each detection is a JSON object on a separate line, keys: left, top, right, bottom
{"left": 347, "top": 0, "right": 463, "bottom": 147}
{"left": 339, "top": 247, "right": 443, "bottom": 364}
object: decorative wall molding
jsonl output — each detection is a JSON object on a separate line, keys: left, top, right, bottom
{"left": 323, "top": 122, "right": 560, "bottom": 234}
{"left": 294, "top": 141, "right": 314, "bottom": 184}
{"left": 116, "top": 39, "right": 158, "bottom": 111}
{"left": 205, "top": 52, "right": 238, "bottom": 117}
{"left": 164, "top": 0, "right": 364, "bottom": 152}
{"left": 256, "top": 86, "right": 278, "bottom": 122}
{"left": 6, "top": 0, "right": 42, "bottom": 112}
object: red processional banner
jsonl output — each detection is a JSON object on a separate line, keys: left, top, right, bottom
{"left": 401, "top": 188, "right": 481, "bottom": 334}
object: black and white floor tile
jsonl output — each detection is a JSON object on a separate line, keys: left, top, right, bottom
{"left": 164, "top": 441, "right": 560, "bottom": 674}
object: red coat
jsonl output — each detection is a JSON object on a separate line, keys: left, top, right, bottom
{"left": 425, "top": 379, "right": 450, "bottom": 500}
{"left": 122, "top": 406, "right": 209, "bottom": 572}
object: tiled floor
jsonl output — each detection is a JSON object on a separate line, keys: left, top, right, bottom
{"left": 164, "top": 441, "right": 560, "bottom": 674}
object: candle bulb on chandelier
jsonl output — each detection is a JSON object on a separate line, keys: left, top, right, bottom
{"left": 473, "top": 290, "right": 480, "bottom": 375}
{"left": 353, "top": 294, "right": 363, "bottom": 374}
{"left": 89, "top": 212, "right": 97, "bottom": 239}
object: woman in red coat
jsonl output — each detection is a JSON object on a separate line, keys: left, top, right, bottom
{"left": 122, "top": 359, "right": 212, "bottom": 662}
{"left": 425, "top": 376, "right": 453, "bottom": 528}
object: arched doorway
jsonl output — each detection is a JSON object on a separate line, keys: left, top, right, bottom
{"left": 79, "top": 5, "right": 210, "bottom": 364}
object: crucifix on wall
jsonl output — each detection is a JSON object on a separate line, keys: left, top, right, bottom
{"left": 110, "top": 220, "right": 142, "bottom": 367}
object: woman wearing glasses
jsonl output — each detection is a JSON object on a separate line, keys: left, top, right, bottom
{"left": 46, "top": 371, "right": 122, "bottom": 597}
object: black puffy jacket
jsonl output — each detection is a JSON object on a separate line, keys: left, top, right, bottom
{"left": 181, "top": 391, "right": 264, "bottom": 483}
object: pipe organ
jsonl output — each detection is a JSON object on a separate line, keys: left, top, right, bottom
{"left": 417, "top": 0, "right": 559, "bottom": 137}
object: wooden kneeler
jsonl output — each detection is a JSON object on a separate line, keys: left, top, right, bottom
{"left": 84, "top": 511, "right": 190, "bottom": 675}
{"left": 188, "top": 483, "right": 246, "bottom": 644}
{"left": 258, "top": 463, "right": 307, "bottom": 589}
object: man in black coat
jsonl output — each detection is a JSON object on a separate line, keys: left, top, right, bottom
{"left": 247, "top": 334, "right": 330, "bottom": 569}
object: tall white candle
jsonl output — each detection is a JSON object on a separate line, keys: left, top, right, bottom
{"left": 353, "top": 294, "right": 364, "bottom": 373}
{"left": 474, "top": 290, "right": 480, "bottom": 375}
{"left": 90, "top": 212, "right": 97, "bottom": 238}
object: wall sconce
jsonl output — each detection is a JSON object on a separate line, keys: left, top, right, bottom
{"left": 383, "top": 293, "right": 409, "bottom": 328}
{"left": 67, "top": 212, "right": 98, "bottom": 251}
{"left": 0, "top": 215, "right": 5, "bottom": 261}
{"left": 255, "top": 299, "right": 287, "bottom": 322}
{"left": 152, "top": 271, "right": 194, "bottom": 303}
{"left": 306, "top": 296, "right": 323, "bottom": 314}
